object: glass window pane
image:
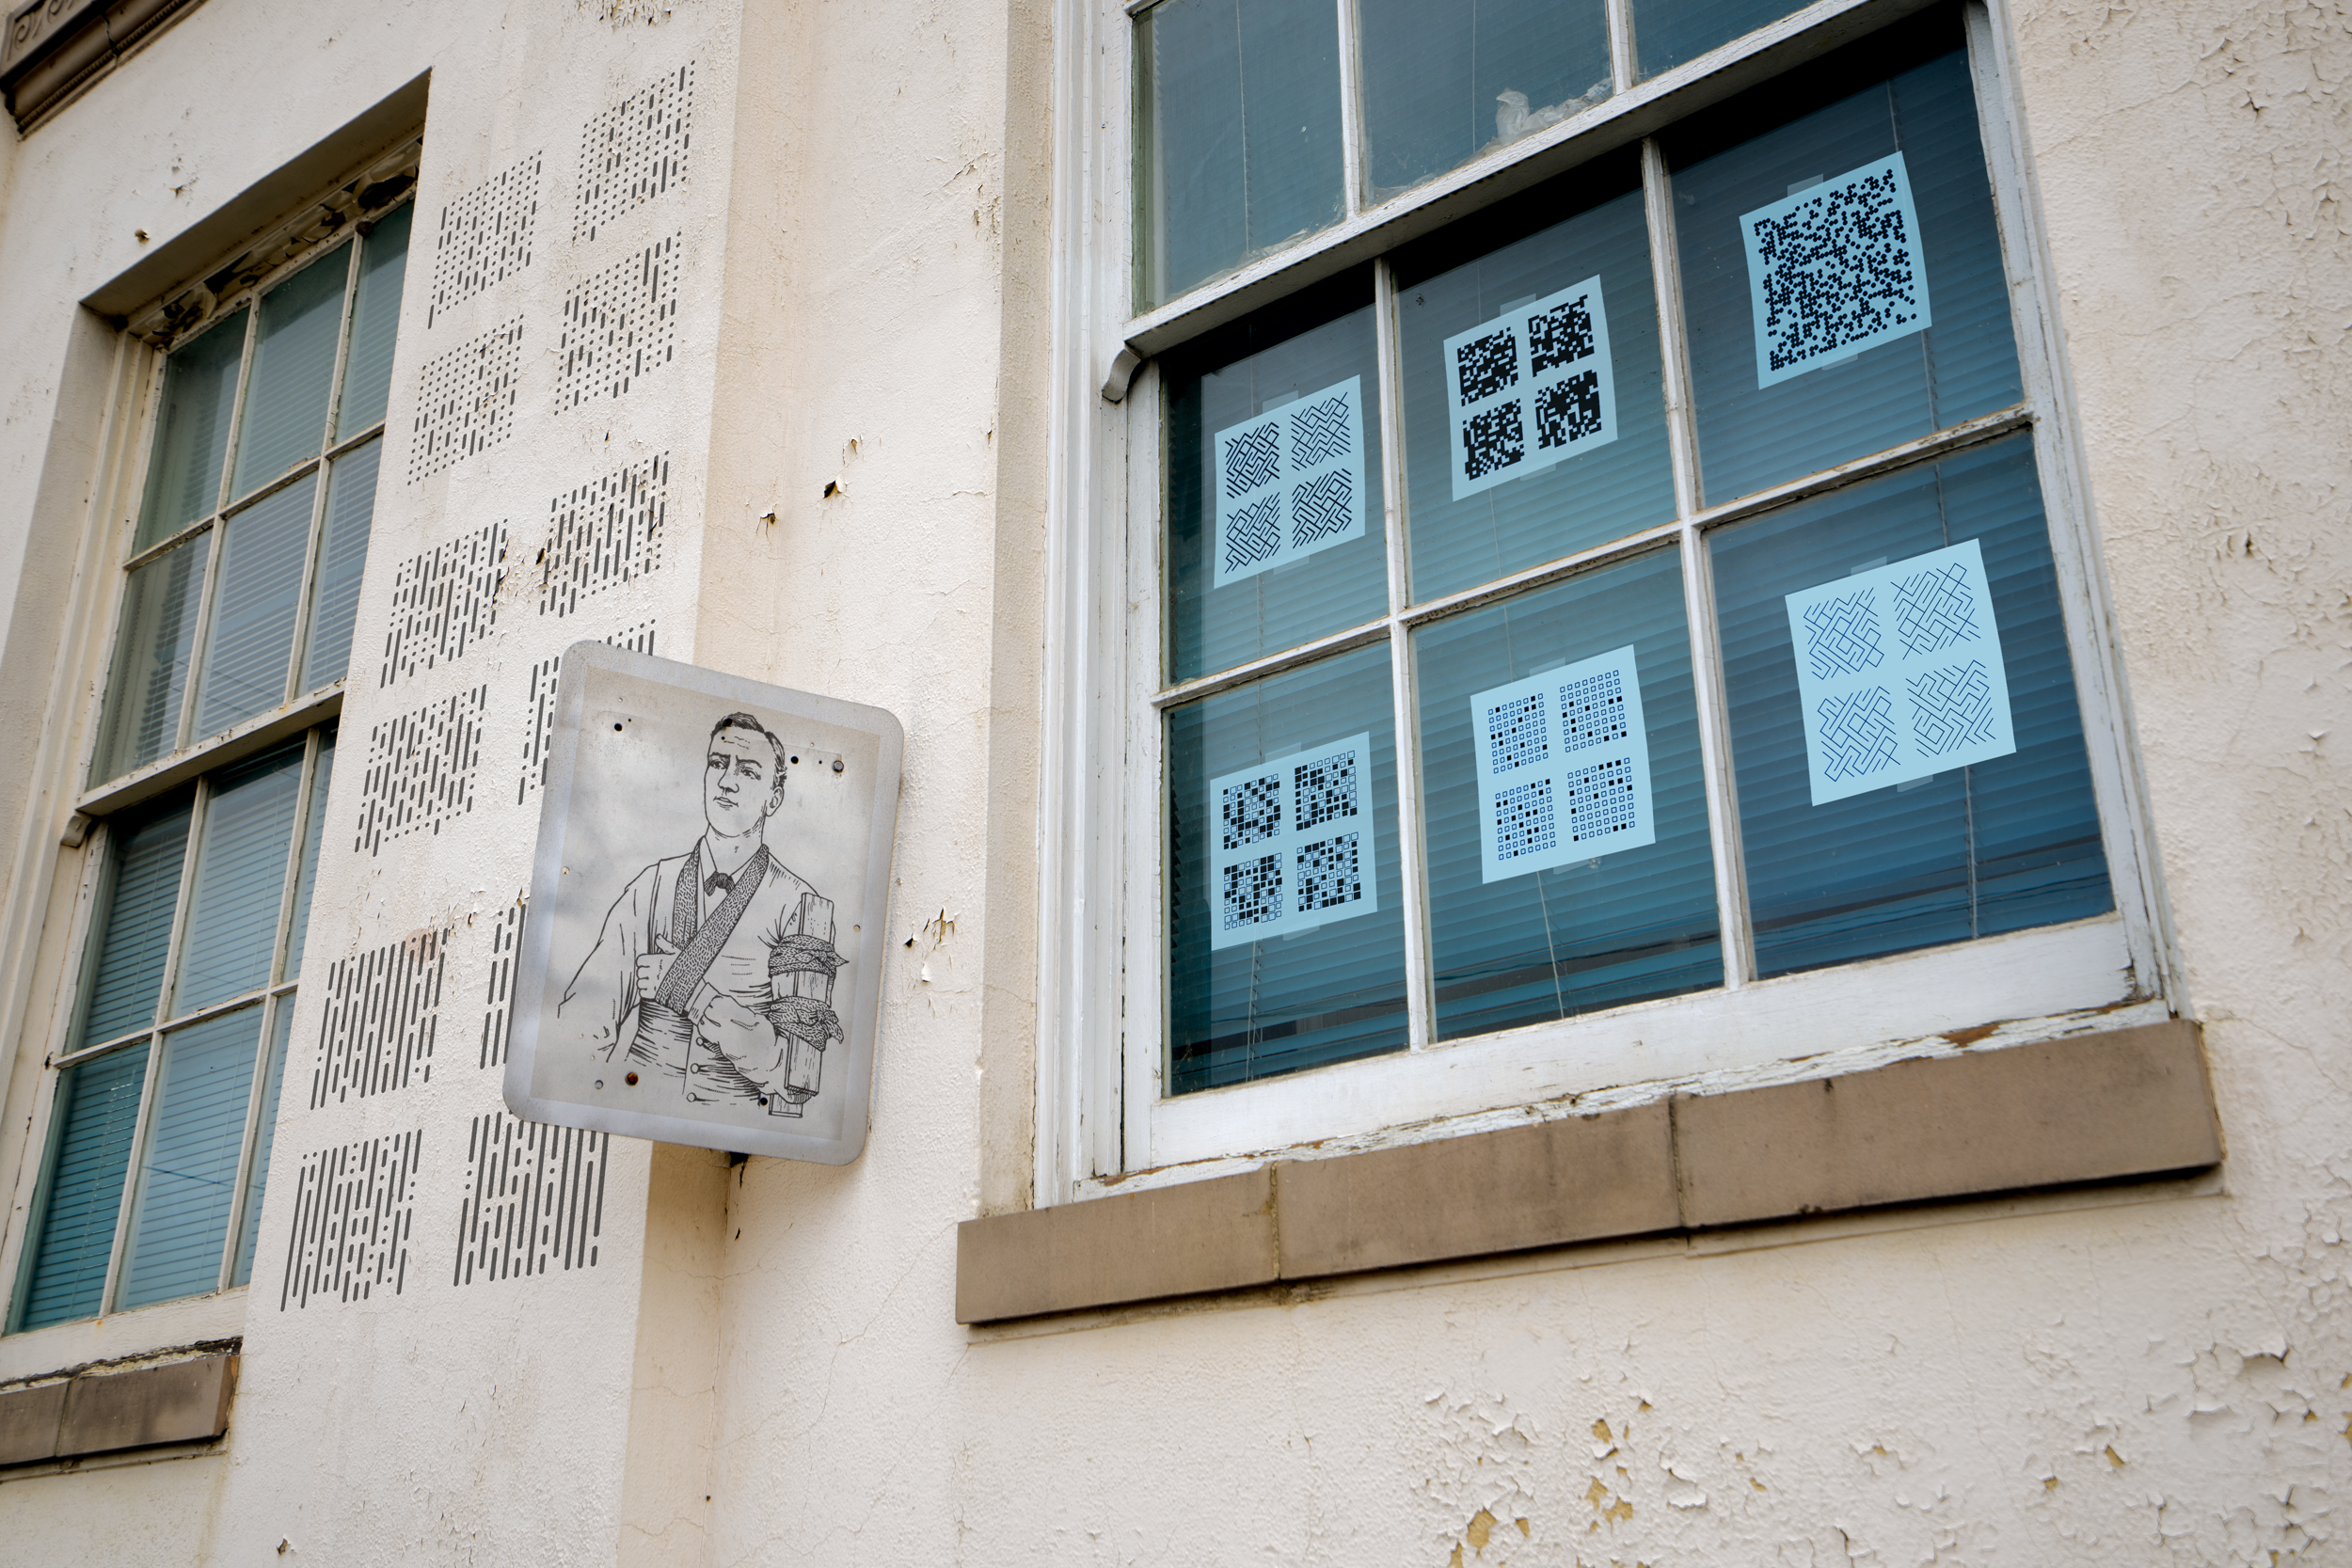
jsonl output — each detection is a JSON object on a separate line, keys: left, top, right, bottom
{"left": 229, "top": 249, "right": 349, "bottom": 499}
{"left": 230, "top": 999, "right": 295, "bottom": 1286}
{"left": 90, "top": 534, "right": 211, "bottom": 783}
{"left": 1417, "top": 546, "right": 1721, "bottom": 1038}
{"left": 1165, "top": 276, "right": 1388, "bottom": 682}
{"left": 77, "top": 799, "right": 193, "bottom": 1050}
{"left": 282, "top": 727, "right": 337, "bottom": 981}
{"left": 1168, "top": 642, "right": 1406, "bottom": 1093}
{"left": 337, "top": 204, "right": 413, "bottom": 438}
{"left": 192, "top": 475, "right": 317, "bottom": 737}
{"left": 1394, "top": 166, "right": 1677, "bottom": 601}
{"left": 1359, "top": 0, "right": 1611, "bottom": 202}
{"left": 300, "top": 440, "right": 379, "bottom": 691}
{"left": 1136, "top": 0, "right": 1344, "bottom": 308}
{"left": 118, "top": 1007, "right": 262, "bottom": 1309}
{"left": 1632, "top": 0, "right": 1799, "bottom": 80}
{"left": 17, "top": 1043, "right": 149, "bottom": 1330}
{"left": 1711, "top": 435, "right": 2112, "bottom": 977}
{"left": 135, "top": 309, "right": 246, "bottom": 550}
{"left": 1669, "top": 32, "right": 2022, "bottom": 503}
{"left": 171, "top": 741, "right": 305, "bottom": 1015}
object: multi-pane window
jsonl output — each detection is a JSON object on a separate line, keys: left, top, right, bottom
{"left": 10, "top": 733, "right": 334, "bottom": 1329}
{"left": 89, "top": 200, "right": 411, "bottom": 785}
{"left": 1133, "top": 3, "right": 2138, "bottom": 1117}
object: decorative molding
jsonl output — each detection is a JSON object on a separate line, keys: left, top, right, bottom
{"left": 1, "top": 0, "right": 206, "bottom": 134}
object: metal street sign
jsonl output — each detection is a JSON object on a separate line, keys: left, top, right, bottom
{"left": 503, "top": 642, "right": 903, "bottom": 1164}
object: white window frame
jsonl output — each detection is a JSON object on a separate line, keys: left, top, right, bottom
{"left": 1040, "top": 0, "right": 2177, "bottom": 1202}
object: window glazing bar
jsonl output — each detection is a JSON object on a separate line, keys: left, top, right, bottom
{"left": 1372, "top": 258, "right": 1433, "bottom": 1050}
{"left": 1335, "top": 0, "right": 1367, "bottom": 217}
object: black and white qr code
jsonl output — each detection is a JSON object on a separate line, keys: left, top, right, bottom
{"left": 1485, "top": 694, "right": 1549, "bottom": 775}
{"left": 1493, "top": 778, "right": 1558, "bottom": 862}
{"left": 1557, "top": 668, "right": 1628, "bottom": 753}
{"left": 1221, "top": 773, "right": 1280, "bottom": 849}
{"left": 1295, "top": 751, "right": 1359, "bottom": 833}
{"left": 1534, "top": 371, "right": 1602, "bottom": 451}
{"left": 1295, "top": 832, "right": 1361, "bottom": 911}
{"left": 1455, "top": 327, "right": 1519, "bottom": 404}
{"left": 1562, "top": 755, "right": 1638, "bottom": 841}
{"left": 1462, "top": 404, "right": 1525, "bottom": 483}
{"left": 1528, "top": 294, "right": 1595, "bottom": 374}
{"left": 1751, "top": 162, "right": 1925, "bottom": 377}
{"left": 1221, "top": 854, "right": 1283, "bottom": 930}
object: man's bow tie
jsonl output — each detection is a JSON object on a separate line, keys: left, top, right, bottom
{"left": 705, "top": 872, "right": 733, "bottom": 896}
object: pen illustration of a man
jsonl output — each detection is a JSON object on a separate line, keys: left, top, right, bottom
{"left": 559, "top": 711, "right": 845, "bottom": 1115}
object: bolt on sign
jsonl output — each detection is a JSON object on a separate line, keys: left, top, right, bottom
{"left": 505, "top": 642, "right": 903, "bottom": 1163}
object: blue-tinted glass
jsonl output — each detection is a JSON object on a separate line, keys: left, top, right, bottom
{"left": 1136, "top": 0, "right": 1345, "bottom": 307}
{"left": 300, "top": 441, "right": 378, "bottom": 690}
{"left": 119, "top": 1006, "right": 262, "bottom": 1308}
{"left": 1358, "top": 0, "right": 1612, "bottom": 202}
{"left": 1632, "top": 0, "right": 1799, "bottom": 80}
{"left": 282, "top": 727, "right": 337, "bottom": 980}
{"left": 136, "top": 309, "right": 246, "bottom": 550}
{"left": 193, "top": 475, "right": 316, "bottom": 736}
{"left": 90, "top": 534, "right": 211, "bottom": 783}
{"left": 1711, "top": 436, "right": 2111, "bottom": 976}
{"left": 172, "top": 741, "right": 304, "bottom": 1015}
{"left": 77, "top": 800, "right": 192, "bottom": 1050}
{"left": 17, "top": 1043, "right": 149, "bottom": 1330}
{"left": 230, "top": 249, "right": 348, "bottom": 499}
{"left": 1419, "top": 546, "right": 1720, "bottom": 1037}
{"left": 231, "top": 999, "right": 295, "bottom": 1286}
{"left": 1168, "top": 643, "right": 1406, "bottom": 1092}
{"left": 1670, "top": 40, "right": 2021, "bottom": 503}
{"left": 338, "top": 205, "right": 412, "bottom": 438}
{"left": 1165, "top": 277, "right": 1387, "bottom": 681}
{"left": 1396, "top": 173, "right": 1677, "bottom": 601}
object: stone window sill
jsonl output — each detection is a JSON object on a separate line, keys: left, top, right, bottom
{"left": 0, "top": 1349, "right": 238, "bottom": 1467}
{"left": 956, "top": 1021, "right": 2220, "bottom": 1324}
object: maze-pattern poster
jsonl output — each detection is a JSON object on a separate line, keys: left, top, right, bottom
{"left": 1783, "top": 539, "right": 2015, "bottom": 805}
{"left": 1441, "top": 276, "right": 1618, "bottom": 500}
{"left": 1740, "top": 152, "right": 1933, "bottom": 388}
{"left": 1469, "top": 645, "right": 1655, "bottom": 883}
{"left": 1207, "top": 732, "right": 1377, "bottom": 949}
{"left": 1210, "top": 377, "right": 1366, "bottom": 588}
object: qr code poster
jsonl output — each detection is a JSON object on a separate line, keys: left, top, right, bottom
{"left": 1740, "top": 152, "right": 1934, "bottom": 388}
{"left": 1207, "top": 731, "right": 1379, "bottom": 949}
{"left": 1783, "top": 539, "right": 2017, "bottom": 806}
{"left": 1211, "top": 376, "right": 1368, "bottom": 589}
{"left": 1441, "top": 276, "right": 1619, "bottom": 501}
{"left": 1468, "top": 645, "right": 1655, "bottom": 884}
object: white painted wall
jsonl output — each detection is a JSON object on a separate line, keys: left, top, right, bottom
{"left": 0, "top": 0, "right": 2344, "bottom": 1564}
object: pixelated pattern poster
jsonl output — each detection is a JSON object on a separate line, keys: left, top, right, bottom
{"left": 1784, "top": 539, "right": 2016, "bottom": 806}
{"left": 1442, "top": 276, "right": 1618, "bottom": 500}
{"left": 1740, "top": 152, "right": 1933, "bottom": 388}
{"left": 1211, "top": 377, "right": 1367, "bottom": 588}
{"left": 1469, "top": 645, "right": 1654, "bottom": 883}
{"left": 1208, "top": 731, "right": 1378, "bottom": 949}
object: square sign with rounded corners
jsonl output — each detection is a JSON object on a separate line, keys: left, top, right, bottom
{"left": 503, "top": 642, "right": 903, "bottom": 1164}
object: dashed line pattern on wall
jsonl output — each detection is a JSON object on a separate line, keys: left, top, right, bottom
{"left": 555, "top": 234, "right": 679, "bottom": 410}
{"left": 408, "top": 318, "right": 522, "bottom": 483}
{"left": 479, "top": 903, "right": 528, "bottom": 1070}
{"left": 280, "top": 1130, "right": 421, "bottom": 1309}
{"left": 356, "top": 687, "right": 486, "bottom": 855}
{"left": 453, "top": 1113, "right": 608, "bottom": 1285}
{"left": 380, "top": 522, "right": 507, "bottom": 688}
{"left": 520, "top": 619, "right": 657, "bottom": 802}
{"left": 310, "top": 928, "right": 448, "bottom": 1109}
{"left": 536, "top": 453, "right": 667, "bottom": 618}
{"left": 575, "top": 63, "right": 693, "bottom": 242}
{"left": 429, "top": 152, "right": 541, "bottom": 325}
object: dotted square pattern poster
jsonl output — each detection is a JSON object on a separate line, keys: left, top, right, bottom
{"left": 1207, "top": 731, "right": 1378, "bottom": 949}
{"left": 1441, "top": 276, "right": 1618, "bottom": 500}
{"left": 1740, "top": 152, "right": 1933, "bottom": 388}
{"left": 1469, "top": 644, "right": 1655, "bottom": 883}
{"left": 1211, "top": 376, "right": 1366, "bottom": 588}
{"left": 1783, "top": 538, "right": 2016, "bottom": 806}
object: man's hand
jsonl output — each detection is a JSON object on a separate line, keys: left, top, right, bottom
{"left": 635, "top": 948, "right": 675, "bottom": 999}
{"left": 695, "top": 992, "right": 785, "bottom": 1089}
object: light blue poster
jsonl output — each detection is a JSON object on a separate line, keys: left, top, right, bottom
{"left": 1208, "top": 731, "right": 1378, "bottom": 948}
{"left": 1440, "top": 275, "right": 1618, "bottom": 500}
{"left": 1740, "top": 152, "right": 1932, "bottom": 388}
{"left": 1783, "top": 538, "right": 2017, "bottom": 806}
{"left": 1468, "top": 645, "right": 1654, "bottom": 883}
{"left": 1211, "top": 377, "right": 1366, "bottom": 588}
